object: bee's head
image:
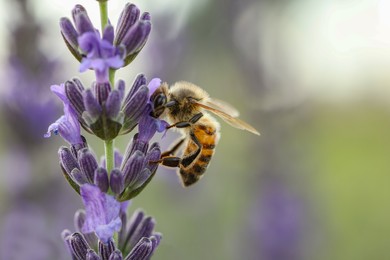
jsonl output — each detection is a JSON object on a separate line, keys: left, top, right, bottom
{"left": 150, "top": 83, "right": 168, "bottom": 118}
{"left": 166, "top": 83, "right": 204, "bottom": 121}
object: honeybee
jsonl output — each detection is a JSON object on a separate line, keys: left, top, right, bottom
{"left": 150, "top": 81, "right": 260, "bottom": 186}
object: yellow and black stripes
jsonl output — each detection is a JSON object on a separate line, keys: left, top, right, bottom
{"left": 178, "top": 119, "right": 219, "bottom": 186}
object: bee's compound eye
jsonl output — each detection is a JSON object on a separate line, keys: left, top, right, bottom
{"left": 153, "top": 93, "right": 167, "bottom": 109}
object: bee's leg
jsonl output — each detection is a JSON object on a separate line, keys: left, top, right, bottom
{"left": 149, "top": 138, "right": 185, "bottom": 166}
{"left": 167, "top": 113, "right": 203, "bottom": 129}
{"left": 181, "top": 132, "right": 201, "bottom": 168}
{"left": 161, "top": 138, "right": 185, "bottom": 157}
{"left": 153, "top": 133, "right": 201, "bottom": 168}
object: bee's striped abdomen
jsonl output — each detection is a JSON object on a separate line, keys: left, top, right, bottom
{"left": 179, "top": 116, "right": 220, "bottom": 186}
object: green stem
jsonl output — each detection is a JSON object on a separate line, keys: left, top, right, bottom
{"left": 109, "top": 69, "right": 116, "bottom": 88}
{"left": 99, "top": 1, "right": 108, "bottom": 33}
{"left": 99, "top": 0, "right": 120, "bottom": 247}
{"left": 104, "top": 139, "right": 114, "bottom": 174}
{"left": 99, "top": 1, "right": 115, "bottom": 175}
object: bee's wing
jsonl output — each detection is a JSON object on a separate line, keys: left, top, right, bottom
{"left": 196, "top": 102, "right": 260, "bottom": 135}
{"left": 205, "top": 98, "right": 240, "bottom": 117}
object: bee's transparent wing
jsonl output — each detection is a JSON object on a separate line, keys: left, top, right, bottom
{"left": 205, "top": 98, "right": 240, "bottom": 117}
{"left": 196, "top": 102, "right": 260, "bottom": 135}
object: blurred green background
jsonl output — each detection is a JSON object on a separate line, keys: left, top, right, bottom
{"left": 1, "top": 0, "right": 390, "bottom": 259}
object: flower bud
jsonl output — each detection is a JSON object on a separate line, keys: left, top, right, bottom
{"left": 109, "top": 250, "right": 123, "bottom": 260}
{"left": 70, "top": 233, "right": 91, "bottom": 259}
{"left": 110, "top": 168, "right": 124, "bottom": 195}
{"left": 99, "top": 239, "right": 115, "bottom": 260}
{"left": 94, "top": 167, "right": 109, "bottom": 193}
{"left": 78, "top": 148, "right": 99, "bottom": 183}
{"left": 86, "top": 249, "right": 101, "bottom": 260}
{"left": 121, "top": 86, "right": 149, "bottom": 134}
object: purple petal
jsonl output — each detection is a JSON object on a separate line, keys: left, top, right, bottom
{"left": 59, "top": 111, "right": 82, "bottom": 144}
{"left": 147, "top": 78, "right": 161, "bottom": 99}
{"left": 45, "top": 109, "right": 82, "bottom": 145}
{"left": 120, "top": 201, "right": 131, "bottom": 213}
{"left": 103, "top": 25, "right": 114, "bottom": 44}
{"left": 78, "top": 31, "right": 124, "bottom": 83}
{"left": 105, "top": 56, "right": 124, "bottom": 69}
{"left": 44, "top": 118, "right": 61, "bottom": 138}
{"left": 137, "top": 113, "right": 157, "bottom": 142}
{"left": 80, "top": 59, "right": 93, "bottom": 72}
{"left": 78, "top": 32, "right": 100, "bottom": 56}
{"left": 137, "top": 106, "right": 168, "bottom": 142}
{"left": 95, "top": 217, "right": 122, "bottom": 244}
{"left": 81, "top": 184, "right": 121, "bottom": 243}
{"left": 155, "top": 119, "right": 170, "bottom": 133}
{"left": 50, "top": 84, "right": 68, "bottom": 104}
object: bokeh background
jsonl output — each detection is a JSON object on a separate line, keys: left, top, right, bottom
{"left": 1, "top": 0, "right": 390, "bottom": 259}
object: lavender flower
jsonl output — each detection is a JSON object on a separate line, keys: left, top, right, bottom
{"left": 58, "top": 139, "right": 161, "bottom": 200}
{"left": 78, "top": 28, "right": 125, "bottom": 83}
{"left": 251, "top": 180, "right": 305, "bottom": 260}
{"left": 81, "top": 184, "right": 122, "bottom": 243}
{"left": 59, "top": 74, "right": 162, "bottom": 142}
{"left": 63, "top": 203, "right": 161, "bottom": 259}
{"left": 61, "top": 4, "right": 125, "bottom": 82}
{"left": 60, "top": 5, "right": 95, "bottom": 62}
{"left": 114, "top": 4, "right": 152, "bottom": 66}
{"left": 45, "top": 84, "right": 83, "bottom": 145}
{"left": 50, "top": 2, "right": 167, "bottom": 258}
{"left": 137, "top": 78, "right": 169, "bottom": 143}
{"left": 61, "top": 4, "right": 151, "bottom": 69}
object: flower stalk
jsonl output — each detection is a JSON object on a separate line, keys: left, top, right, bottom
{"left": 105, "top": 139, "right": 114, "bottom": 176}
{"left": 46, "top": 1, "right": 167, "bottom": 258}
{"left": 99, "top": 1, "right": 109, "bottom": 33}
